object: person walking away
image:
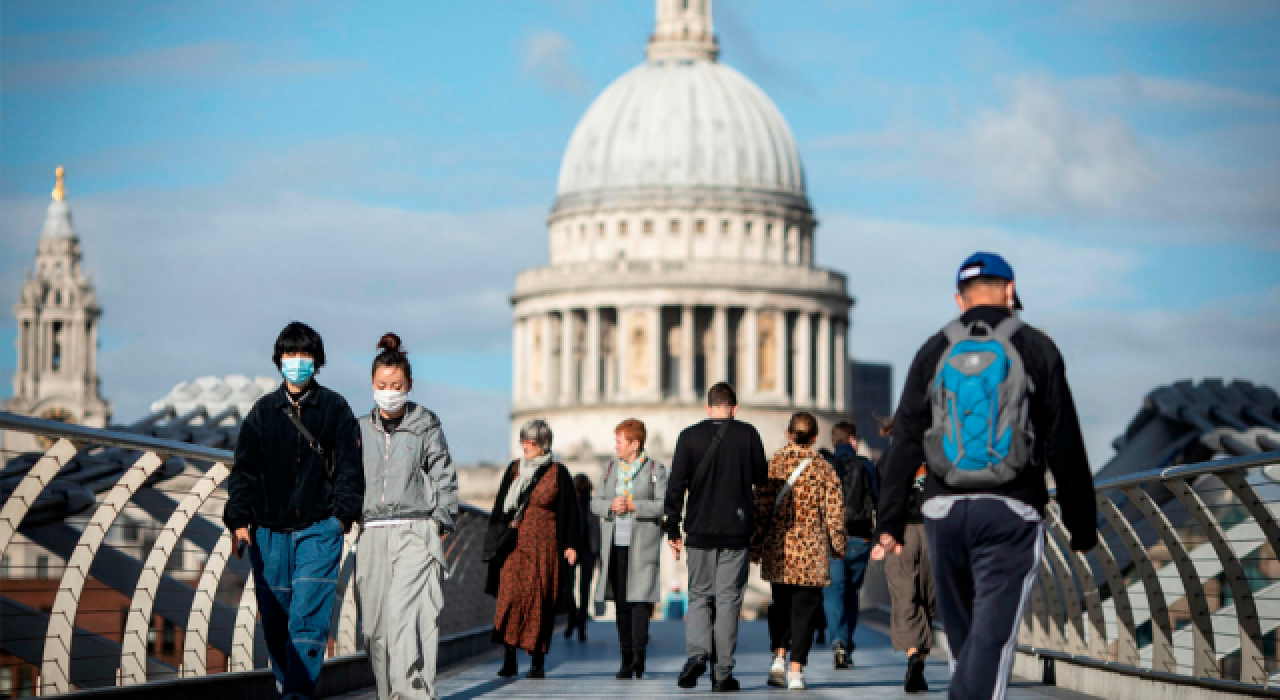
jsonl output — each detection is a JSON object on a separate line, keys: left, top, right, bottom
{"left": 876, "top": 252, "right": 1097, "bottom": 700}
{"left": 485, "top": 420, "right": 581, "bottom": 679}
{"left": 565, "top": 474, "right": 600, "bottom": 642}
{"left": 817, "top": 419, "right": 876, "bottom": 671}
{"left": 592, "top": 419, "right": 669, "bottom": 679}
{"left": 224, "top": 322, "right": 364, "bottom": 700}
{"left": 354, "top": 333, "right": 459, "bottom": 700}
{"left": 870, "top": 417, "right": 936, "bottom": 693}
{"left": 752, "top": 413, "right": 846, "bottom": 691}
{"left": 663, "top": 382, "right": 768, "bottom": 692}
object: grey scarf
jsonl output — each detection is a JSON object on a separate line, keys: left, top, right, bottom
{"left": 504, "top": 452, "right": 552, "bottom": 516}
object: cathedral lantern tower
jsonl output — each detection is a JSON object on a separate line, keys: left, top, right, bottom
{"left": 4, "top": 167, "right": 111, "bottom": 435}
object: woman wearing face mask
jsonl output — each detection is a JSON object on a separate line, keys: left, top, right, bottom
{"left": 354, "top": 333, "right": 458, "bottom": 700}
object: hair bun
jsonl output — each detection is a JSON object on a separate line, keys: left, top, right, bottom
{"left": 377, "top": 332, "right": 403, "bottom": 354}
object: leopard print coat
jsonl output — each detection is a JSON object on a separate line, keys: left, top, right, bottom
{"left": 750, "top": 444, "right": 847, "bottom": 586}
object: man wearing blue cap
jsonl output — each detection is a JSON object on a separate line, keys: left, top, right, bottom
{"left": 873, "top": 253, "right": 1096, "bottom": 698}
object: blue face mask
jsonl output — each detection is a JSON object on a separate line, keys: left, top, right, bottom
{"left": 280, "top": 357, "right": 315, "bottom": 385}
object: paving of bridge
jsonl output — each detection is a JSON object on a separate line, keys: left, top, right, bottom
{"left": 334, "top": 619, "right": 1099, "bottom": 699}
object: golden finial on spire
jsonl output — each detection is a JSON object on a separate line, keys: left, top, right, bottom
{"left": 52, "top": 166, "right": 66, "bottom": 202}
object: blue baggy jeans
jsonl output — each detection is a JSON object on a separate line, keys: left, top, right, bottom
{"left": 249, "top": 516, "right": 344, "bottom": 699}
{"left": 821, "top": 535, "right": 872, "bottom": 651}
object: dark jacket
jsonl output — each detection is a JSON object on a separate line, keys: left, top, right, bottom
{"left": 484, "top": 460, "right": 583, "bottom": 614}
{"left": 663, "top": 418, "right": 769, "bottom": 549}
{"left": 877, "top": 306, "right": 1097, "bottom": 550}
{"left": 224, "top": 383, "right": 364, "bottom": 533}
{"left": 577, "top": 493, "right": 601, "bottom": 559}
{"left": 822, "top": 445, "right": 877, "bottom": 539}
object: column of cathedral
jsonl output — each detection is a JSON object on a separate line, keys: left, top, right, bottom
{"left": 514, "top": 305, "right": 848, "bottom": 411}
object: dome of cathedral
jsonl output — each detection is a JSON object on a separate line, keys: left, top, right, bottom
{"left": 555, "top": 40, "right": 805, "bottom": 203}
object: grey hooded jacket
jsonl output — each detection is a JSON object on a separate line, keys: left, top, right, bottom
{"left": 358, "top": 403, "right": 459, "bottom": 531}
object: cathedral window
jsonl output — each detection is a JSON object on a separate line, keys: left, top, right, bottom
{"left": 765, "top": 223, "right": 773, "bottom": 239}
{"left": 21, "top": 322, "right": 30, "bottom": 371}
{"left": 669, "top": 219, "right": 680, "bottom": 235}
{"left": 721, "top": 220, "right": 730, "bottom": 236}
{"left": 55, "top": 290, "right": 62, "bottom": 306}
{"left": 579, "top": 223, "right": 586, "bottom": 239}
{"left": 695, "top": 219, "right": 706, "bottom": 235}
{"left": 598, "top": 222, "right": 606, "bottom": 238}
{"left": 51, "top": 322, "right": 64, "bottom": 372}
{"left": 55, "top": 262, "right": 63, "bottom": 276}
{"left": 619, "top": 220, "right": 629, "bottom": 237}
{"left": 643, "top": 219, "right": 654, "bottom": 235}
{"left": 744, "top": 221, "right": 753, "bottom": 236}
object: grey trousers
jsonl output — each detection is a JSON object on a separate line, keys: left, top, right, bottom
{"left": 885, "top": 523, "right": 935, "bottom": 654}
{"left": 685, "top": 546, "right": 748, "bottom": 681}
{"left": 355, "top": 520, "right": 444, "bottom": 700}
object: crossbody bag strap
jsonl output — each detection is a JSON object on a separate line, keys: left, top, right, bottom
{"left": 774, "top": 458, "right": 814, "bottom": 510}
{"left": 690, "top": 418, "right": 732, "bottom": 494}
{"left": 511, "top": 460, "right": 555, "bottom": 522}
{"left": 281, "top": 405, "right": 334, "bottom": 479}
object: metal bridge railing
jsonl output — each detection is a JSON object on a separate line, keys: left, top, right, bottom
{"left": 0, "top": 411, "right": 493, "bottom": 696}
{"left": 1025, "top": 450, "right": 1280, "bottom": 692}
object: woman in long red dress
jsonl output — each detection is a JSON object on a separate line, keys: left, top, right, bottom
{"left": 486, "top": 419, "right": 581, "bottom": 679}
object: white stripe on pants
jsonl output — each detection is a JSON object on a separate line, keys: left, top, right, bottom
{"left": 355, "top": 519, "right": 445, "bottom": 700}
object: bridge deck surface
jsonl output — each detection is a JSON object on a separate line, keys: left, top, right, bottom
{"left": 335, "top": 618, "right": 1098, "bottom": 699}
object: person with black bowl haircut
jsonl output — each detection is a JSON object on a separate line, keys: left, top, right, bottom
{"left": 223, "top": 321, "right": 364, "bottom": 700}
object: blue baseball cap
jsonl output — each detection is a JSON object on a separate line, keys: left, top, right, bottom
{"left": 957, "top": 252, "right": 1023, "bottom": 310}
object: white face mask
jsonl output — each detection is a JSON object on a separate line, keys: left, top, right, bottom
{"left": 373, "top": 389, "right": 408, "bottom": 414}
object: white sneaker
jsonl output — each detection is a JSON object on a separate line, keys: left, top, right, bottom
{"left": 787, "top": 670, "right": 805, "bottom": 690}
{"left": 768, "top": 656, "right": 786, "bottom": 687}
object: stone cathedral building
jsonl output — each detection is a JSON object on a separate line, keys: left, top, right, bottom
{"left": 4, "top": 168, "right": 111, "bottom": 452}
{"left": 510, "top": 0, "right": 853, "bottom": 465}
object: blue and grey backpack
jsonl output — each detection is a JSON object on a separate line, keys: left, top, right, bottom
{"left": 923, "top": 317, "right": 1033, "bottom": 488}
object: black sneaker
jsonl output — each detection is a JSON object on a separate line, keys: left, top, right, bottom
{"left": 677, "top": 656, "right": 707, "bottom": 688}
{"left": 711, "top": 675, "right": 740, "bottom": 693}
{"left": 833, "top": 642, "right": 852, "bottom": 670}
{"left": 617, "top": 652, "right": 635, "bottom": 679}
{"left": 905, "top": 652, "right": 928, "bottom": 693}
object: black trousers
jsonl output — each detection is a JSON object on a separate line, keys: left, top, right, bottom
{"left": 767, "top": 583, "right": 823, "bottom": 666}
{"left": 569, "top": 554, "right": 596, "bottom": 630}
{"left": 609, "top": 545, "right": 652, "bottom": 653}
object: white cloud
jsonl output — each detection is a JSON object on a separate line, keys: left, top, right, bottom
{"left": 518, "top": 30, "right": 588, "bottom": 97}
{"left": 942, "top": 76, "right": 1158, "bottom": 217}
{"left": 817, "top": 214, "right": 1279, "bottom": 469}
{"left": 1070, "top": 73, "right": 1280, "bottom": 111}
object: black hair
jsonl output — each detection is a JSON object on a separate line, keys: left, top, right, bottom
{"left": 707, "top": 381, "right": 737, "bottom": 408}
{"left": 372, "top": 332, "right": 412, "bottom": 381}
{"left": 833, "top": 420, "right": 857, "bottom": 444}
{"left": 273, "top": 321, "right": 325, "bottom": 370}
{"left": 788, "top": 411, "right": 819, "bottom": 446}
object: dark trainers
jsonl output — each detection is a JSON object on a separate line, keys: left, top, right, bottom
{"left": 711, "top": 675, "right": 740, "bottom": 692}
{"left": 616, "top": 652, "right": 635, "bottom": 679}
{"left": 905, "top": 652, "right": 928, "bottom": 693}
{"left": 833, "top": 643, "right": 852, "bottom": 670}
{"left": 677, "top": 656, "right": 707, "bottom": 688}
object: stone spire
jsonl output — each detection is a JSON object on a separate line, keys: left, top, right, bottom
{"left": 41, "top": 165, "right": 76, "bottom": 240}
{"left": 647, "top": 0, "right": 718, "bottom": 63}
{"left": 3, "top": 167, "right": 111, "bottom": 442}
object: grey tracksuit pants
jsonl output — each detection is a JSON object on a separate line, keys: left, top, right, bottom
{"left": 355, "top": 519, "right": 445, "bottom": 700}
{"left": 685, "top": 546, "right": 749, "bottom": 681}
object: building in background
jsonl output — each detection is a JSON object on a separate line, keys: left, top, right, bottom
{"left": 509, "top": 0, "right": 854, "bottom": 471}
{"left": 849, "top": 360, "right": 892, "bottom": 456}
{"left": 3, "top": 168, "right": 110, "bottom": 453}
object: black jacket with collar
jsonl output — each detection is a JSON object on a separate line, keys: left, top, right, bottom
{"left": 663, "top": 418, "right": 769, "bottom": 549}
{"left": 876, "top": 306, "right": 1097, "bottom": 551}
{"left": 223, "top": 382, "right": 364, "bottom": 532}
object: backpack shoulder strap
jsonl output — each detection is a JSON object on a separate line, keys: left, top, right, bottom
{"left": 941, "top": 319, "right": 970, "bottom": 345}
{"left": 991, "top": 316, "right": 1023, "bottom": 343}
{"left": 690, "top": 418, "right": 732, "bottom": 493}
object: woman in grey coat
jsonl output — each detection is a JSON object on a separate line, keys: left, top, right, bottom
{"left": 593, "top": 419, "right": 668, "bottom": 679}
{"left": 354, "top": 334, "right": 459, "bottom": 700}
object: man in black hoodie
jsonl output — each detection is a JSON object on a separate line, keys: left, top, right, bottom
{"left": 877, "top": 253, "right": 1096, "bottom": 700}
{"left": 664, "top": 382, "right": 768, "bottom": 692}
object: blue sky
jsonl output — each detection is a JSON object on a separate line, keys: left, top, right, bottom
{"left": 2, "top": 0, "right": 1278, "bottom": 464}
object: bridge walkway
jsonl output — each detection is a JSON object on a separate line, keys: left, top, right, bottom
{"left": 334, "top": 619, "right": 1099, "bottom": 699}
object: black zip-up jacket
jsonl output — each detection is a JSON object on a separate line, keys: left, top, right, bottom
{"left": 877, "top": 306, "right": 1097, "bottom": 551}
{"left": 223, "top": 383, "right": 364, "bottom": 532}
{"left": 663, "top": 418, "right": 768, "bottom": 549}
